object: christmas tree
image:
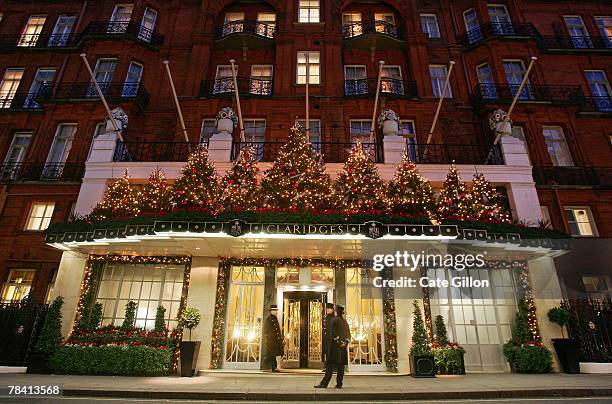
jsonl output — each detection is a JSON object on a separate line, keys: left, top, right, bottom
{"left": 138, "top": 169, "right": 173, "bottom": 213}
{"left": 172, "top": 146, "right": 221, "bottom": 211}
{"left": 410, "top": 300, "right": 431, "bottom": 356}
{"left": 388, "top": 153, "right": 437, "bottom": 218}
{"left": 335, "top": 142, "right": 388, "bottom": 212}
{"left": 90, "top": 170, "right": 139, "bottom": 221}
{"left": 220, "top": 147, "right": 260, "bottom": 212}
{"left": 437, "top": 164, "right": 473, "bottom": 221}
{"left": 469, "top": 173, "right": 511, "bottom": 223}
{"left": 260, "top": 124, "right": 335, "bottom": 212}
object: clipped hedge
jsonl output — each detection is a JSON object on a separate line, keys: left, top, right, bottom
{"left": 504, "top": 344, "right": 552, "bottom": 374}
{"left": 50, "top": 345, "right": 174, "bottom": 376}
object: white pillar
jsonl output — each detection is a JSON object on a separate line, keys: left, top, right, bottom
{"left": 382, "top": 135, "right": 406, "bottom": 164}
{"left": 74, "top": 178, "right": 109, "bottom": 216}
{"left": 49, "top": 251, "right": 89, "bottom": 338}
{"left": 507, "top": 182, "right": 543, "bottom": 225}
{"left": 500, "top": 135, "right": 530, "bottom": 166}
{"left": 207, "top": 131, "right": 233, "bottom": 163}
{"left": 88, "top": 130, "right": 119, "bottom": 163}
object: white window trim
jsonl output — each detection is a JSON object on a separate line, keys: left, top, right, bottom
{"left": 250, "top": 64, "right": 273, "bottom": 78}
{"left": 4, "top": 132, "right": 32, "bottom": 164}
{"left": 430, "top": 64, "right": 453, "bottom": 98}
{"left": 420, "top": 13, "right": 441, "bottom": 38}
{"left": 564, "top": 206, "right": 599, "bottom": 237}
{"left": 24, "top": 202, "right": 55, "bottom": 231}
{"left": 542, "top": 125, "right": 573, "bottom": 167}
{"left": 298, "top": 0, "right": 320, "bottom": 23}
{"left": 344, "top": 65, "right": 367, "bottom": 78}
{"left": 296, "top": 51, "right": 320, "bottom": 85}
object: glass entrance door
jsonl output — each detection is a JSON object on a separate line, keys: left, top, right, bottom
{"left": 281, "top": 291, "right": 326, "bottom": 369}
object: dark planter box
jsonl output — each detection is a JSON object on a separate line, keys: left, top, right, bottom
{"left": 180, "top": 341, "right": 201, "bottom": 377}
{"left": 410, "top": 353, "right": 436, "bottom": 378}
{"left": 552, "top": 338, "right": 580, "bottom": 374}
{"left": 27, "top": 352, "right": 50, "bottom": 374}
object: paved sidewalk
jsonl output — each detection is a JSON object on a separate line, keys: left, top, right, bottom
{"left": 0, "top": 372, "right": 610, "bottom": 401}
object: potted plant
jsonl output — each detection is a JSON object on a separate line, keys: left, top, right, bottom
{"left": 179, "top": 307, "right": 201, "bottom": 377}
{"left": 378, "top": 109, "right": 400, "bottom": 137}
{"left": 548, "top": 305, "right": 580, "bottom": 374}
{"left": 432, "top": 315, "right": 465, "bottom": 375}
{"left": 409, "top": 301, "right": 436, "bottom": 377}
{"left": 28, "top": 296, "right": 63, "bottom": 374}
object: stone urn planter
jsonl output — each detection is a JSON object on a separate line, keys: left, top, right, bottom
{"left": 215, "top": 107, "right": 238, "bottom": 135}
{"left": 378, "top": 109, "right": 400, "bottom": 137}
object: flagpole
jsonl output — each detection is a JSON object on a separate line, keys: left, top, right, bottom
{"left": 369, "top": 60, "right": 385, "bottom": 143}
{"left": 423, "top": 60, "right": 455, "bottom": 160}
{"left": 485, "top": 56, "right": 537, "bottom": 164}
{"left": 162, "top": 60, "right": 190, "bottom": 143}
{"left": 305, "top": 52, "right": 310, "bottom": 138}
{"left": 230, "top": 59, "right": 245, "bottom": 142}
{"left": 79, "top": 53, "right": 123, "bottom": 142}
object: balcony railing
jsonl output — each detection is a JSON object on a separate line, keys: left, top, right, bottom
{"left": 37, "top": 82, "right": 150, "bottom": 109}
{"left": 533, "top": 166, "right": 612, "bottom": 187}
{"left": 344, "top": 78, "right": 418, "bottom": 98}
{"left": 231, "top": 141, "right": 384, "bottom": 163}
{"left": 0, "top": 92, "right": 46, "bottom": 111}
{"left": 200, "top": 77, "right": 273, "bottom": 98}
{"left": 540, "top": 35, "right": 612, "bottom": 51}
{"left": 82, "top": 21, "right": 164, "bottom": 48}
{"left": 577, "top": 96, "right": 612, "bottom": 114}
{"left": 472, "top": 83, "right": 584, "bottom": 105}
{"left": 0, "top": 32, "right": 80, "bottom": 50}
{"left": 458, "top": 22, "right": 538, "bottom": 46}
{"left": 403, "top": 142, "right": 503, "bottom": 165}
{"left": 0, "top": 162, "right": 85, "bottom": 182}
{"left": 343, "top": 20, "right": 404, "bottom": 41}
{"left": 114, "top": 140, "right": 210, "bottom": 162}
{"left": 216, "top": 20, "right": 275, "bottom": 40}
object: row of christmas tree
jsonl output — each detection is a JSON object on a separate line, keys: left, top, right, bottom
{"left": 90, "top": 126, "right": 509, "bottom": 223}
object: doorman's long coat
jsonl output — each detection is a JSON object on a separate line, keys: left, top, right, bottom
{"left": 262, "top": 314, "right": 284, "bottom": 357}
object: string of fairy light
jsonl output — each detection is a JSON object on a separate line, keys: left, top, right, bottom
{"left": 89, "top": 128, "right": 511, "bottom": 223}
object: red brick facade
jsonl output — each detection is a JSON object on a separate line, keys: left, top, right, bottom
{"left": 0, "top": 0, "right": 610, "bottom": 302}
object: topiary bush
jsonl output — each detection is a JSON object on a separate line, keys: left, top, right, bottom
{"left": 154, "top": 306, "right": 167, "bottom": 333}
{"left": 121, "top": 301, "right": 137, "bottom": 330}
{"left": 179, "top": 307, "right": 201, "bottom": 341}
{"left": 410, "top": 301, "right": 431, "bottom": 356}
{"left": 34, "top": 296, "right": 64, "bottom": 355}
{"left": 548, "top": 306, "right": 572, "bottom": 338}
{"left": 514, "top": 343, "right": 553, "bottom": 374}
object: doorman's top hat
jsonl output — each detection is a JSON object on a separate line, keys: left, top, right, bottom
{"left": 325, "top": 303, "right": 334, "bottom": 309}
{"left": 335, "top": 305, "right": 345, "bottom": 315}
{"left": 270, "top": 304, "right": 278, "bottom": 310}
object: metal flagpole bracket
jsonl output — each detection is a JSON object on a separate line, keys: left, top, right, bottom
{"left": 80, "top": 53, "right": 124, "bottom": 142}
{"left": 163, "top": 60, "right": 191, "bottom": 144}
{"left": 369, "top": 60, "right": 385, "bottom": 144}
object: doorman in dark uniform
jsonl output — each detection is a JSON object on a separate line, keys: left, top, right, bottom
{"left": 315, "top": 305, "right": 351, "bottom": 389}
{"left": 262, "top": 304, "right": 283, "bottom": 372}
{"left": 321, "top": 302, "right": 335, "bottom": 364}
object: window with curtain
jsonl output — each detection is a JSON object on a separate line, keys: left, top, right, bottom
{"left": 298, "top": 0, "right": 320, "bottom": 23}
{"left": 543, "top": 126, "right": 573, "bottom": 167}
{"left": 564, "top": 207, "right": 597, "bottom": 237}
{"left": 297, "top": 51, "right": 320, "bottom": 84}
{"left": 18, "top": 15, "right": 46, "bottom": 47}
{"left": 429, "top": 65, "right": 452, "bottom": 98}
{"left": 420, "top": 14, "right": 440, "bottom": 38}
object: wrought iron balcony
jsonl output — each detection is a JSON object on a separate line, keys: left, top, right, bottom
{"left": 0, "top": 162, "right": 85, "bottom": 182}
{"left": 216, "top": 19, "right": 275, "bottom": 40}
{"left": 200, "top": 77, "right": 273, "bottom": 98}
{"left": 471, "top": 83, "right": 584, "bottom": 106}
{"left": 343, "top": 20, "right": 404, "bottom": 49}
{"left": 403, "top": 143, "right": 503, "bottom": 165}
{"left": 344, "top": 78, "right": 418, "bottom": 99}
{"left": 533, "top": 166, "right": 612, "bottom": 188}
{"left": 37, "top": 82, "right": 150, "bottom": 110}
{"left": 0, "top": 32, "right": 80, "bottom": 50}
{"left": 577, "top": 96, "right": 612, "bottom": 114}
{"left": 0, "top": 92, "right": 46, "bottom": 111}
{"left": 82, "top": 20, "right": 164, "bottom": 49}
{"left": 231, "top": 141, "right": 384, "bottom": 163}
{"left": 114, "top": 140, "right": 210, "bottom": 162}
{"left": 540, "top": 35, "right": 612, "bottom": 52}
{"left": 458, "top": 22, "right": 539, "bottom": 47}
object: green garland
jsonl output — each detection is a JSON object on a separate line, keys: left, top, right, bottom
{"left": 382, "top": 266, "right": 398, "bottom": 373}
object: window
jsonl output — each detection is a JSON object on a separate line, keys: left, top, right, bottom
{"left": 342, "top": 13, "right": 362, "bottom": 37}
{"left": 200, "top": 119, "right": 218, "bottom": 142}
{"left": 585, "top": 70, "right": 612, "bottom": 112}
{"left": 420, "top": 14, "right": 440, "bottom": 39}
{"left": 463, "top": 8, "right": 482, "bottom": 44}
{"left": 564, "top": 16, "right": 592, "bottom": 48}
{"left": 139, "top": 8, "right": 158, "bottom": 42}
{"left": 96, "top": 261, "right": 186, "bottom": 330}
{"left": 244, "top": 119, "right": 266, "bottom": 161}
{"left": 298, "top": 0, "right": 320, "bottom": 23}
{"left": 45, "top": 124, "right": 76, "bottom": 179}
{"left": 487, "top": 4, "right": 513, "bottom": 34}
{"left": 350, "top": 120, "right": 372, "bottom": 144}
{"left": 595, "top": 16, "right": 612, "bottom": 48}
{"left": 297, "top": 119, "right": 321, "bottom": 152}
{"left": 18, "top": 15, "right": 46, "bottom": 47}
{"left": 2, "top": 132, "right": 31, "bottom": 180}
{"left": 223, "top": 12, "right": 245, "bottom": 36}
{"left": 429, "top": 65, "right": 452, "bottom": 98}
{"left": 582, "top": 276, "right": 612, "bottom": 292}
{"left": 543, "top": 126, "right": 573, "bottom": 166}
{"left": 503, "top": 60, "right": 534, "bottom": 100}
{"left": 374, "top": 13, "right": 396, "bottom": 35}
{"left": 25, "top": 68, "right": 56, "bottom": 108}
{"left": 25, "top": 203, "right": 55, "bottom": 231}
{"left": 400, "top": 120, "right": 418, "bottom": 161}
{"left": 564, "top": 207, "right": 597, "bottom": 237}
{"left": 297, "top": 51, "right": 320, "bottom": 84}
{"left": 381, "top": 65, "right": 403, "bottom": 95}
{"left": 250, "top": 65, "right": 273, "bottom": 95}
{"left": 109, "top": 4, "right": 134, "bottom": 33}
{"left": 88, "top": 59, "right": 117, "bottom": 96}
{"left": 122, "top": 62, "right": 143, "bottom": 97}
{"left": 257, "top": 13, "right": 276, "bottom": 37}
{"left": 225, "top": 266, "right": 265, "bottom": 364}
{"left": 344, "top": 65, "right": 367, "bottom": 95}
{"left": 477, "top": 63, "right": 497, "bottom": 99}
{"left": 49, "top": 15, "right": 76, "bottom": 46}
{"left": 2, "top": 269, "right": 35, "bottom": 302}
{"left": 214, "top": 65, "right": 235, "bottom": 94}
{"left": 540, "top": 206, "right": 552, "bottom": 228}
{"left": 0, "top": 68, "right": 24, "bottom": 108}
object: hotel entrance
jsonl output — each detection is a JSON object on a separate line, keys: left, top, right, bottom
{"left": 282, "top": 291, "right": 327, "bottom": 369}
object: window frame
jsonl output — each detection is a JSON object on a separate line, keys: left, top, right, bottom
{"left": 24, "top": 202, "right": 55, "bottom": 231}
{"left": 0, "top": 68, "right": 25, "bottom": 108}
{"left": 420, "top": 13, "right": 441, "bottom": 39}
{"left": 429, "top": 64, "right": 453, "bottom": 98}
{"left": 542, "top": 125, "right": 573, "bottom": 167}
{"left": 296, "top": 51, "right": 320, "bottom": 85}
{"left": 564, "top": 206, "right": 598, "bottom": 237}
{"left": 18, "top": 15, "right": 47, "bottom": 47}
{"left": 1, "top": 268, "right": 36, "bottom": 302}
{"left": 298, "top": 0, "right": 320, "bottom": 23}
